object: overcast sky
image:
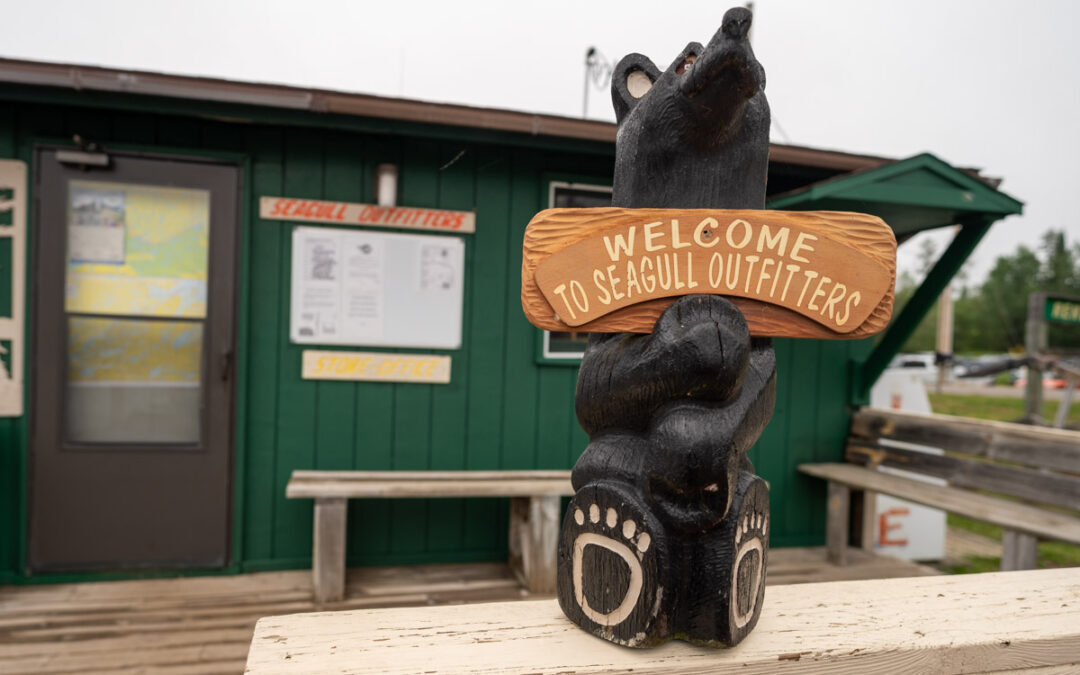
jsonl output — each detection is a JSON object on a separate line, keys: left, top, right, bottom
{"left": 4, "top": 0, "right": 1078, "bottom": 285}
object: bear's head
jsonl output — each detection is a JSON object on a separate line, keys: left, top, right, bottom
{"left": 610, "top": 7, "right": 770, "bottom": 210}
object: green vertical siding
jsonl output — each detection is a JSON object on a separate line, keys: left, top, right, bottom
{"left": 0, "top": 94, "right": 875, "bottom": 580}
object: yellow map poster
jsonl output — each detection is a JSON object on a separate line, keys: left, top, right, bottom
{"left": 65, "top": 180, "right": 209, "bottom": 383}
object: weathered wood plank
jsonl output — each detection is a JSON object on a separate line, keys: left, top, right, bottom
{"left": 849, "top": 408, "right": 1080, "bottom": 474}
{"left": 313, "top": 498, "right": 347, "bottom": 604}
{"left": 286, "top": 471, "right": 573, "bottom": 499}
{"left": 508, "top": 496, "right": 560, "bottom": 594}
{"left": 847, "top": 441, "right": 1080, "bottom": 511}
{"left": 292, "top": 469, "right": 572, "bottom": 481}
{"left": 245, "top": 568, "right": 1080, "bottom": 674}
{"left": 798, "top": 463, "right": 1080, "bottom": 544}
{"left": 1002, "top": 530, "right": 1039, "bottom": 572}
{"left": 826, "top": 482, "right": 850, "bottom": 565}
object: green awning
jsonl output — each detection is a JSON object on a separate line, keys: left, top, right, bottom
{"left": 767, "top": 152, "right": 1023, "bottom": 240}
{"left": 767, "top": 153, "right": 1024, "bottom": 401}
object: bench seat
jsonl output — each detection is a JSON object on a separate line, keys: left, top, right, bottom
{"left": 286, "top": 470, "right": 574, "bottom": 603}
{"left": 799, "top": 407, "right": 1080, "bottom": 570}
{"left": 799, "top": 463, "right": 1080, "bottom": 544}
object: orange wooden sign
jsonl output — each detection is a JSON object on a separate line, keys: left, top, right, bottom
{"left": 260, "top": 196, "right": 475, "bottom": 233}
{"left": 521, "top": 208, "right": 896, "bottom": 339}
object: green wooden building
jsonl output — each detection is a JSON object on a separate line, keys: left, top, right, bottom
{"left": 0, "top": 58, "right": 1022, "bottom": 583}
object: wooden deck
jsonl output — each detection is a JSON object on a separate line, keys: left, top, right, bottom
{"left": 0, "top": 548, "right": 937, "bottom": 675}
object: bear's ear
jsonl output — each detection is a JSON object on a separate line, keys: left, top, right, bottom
{"left": 611, "top": 54, "right": 660, "bottom": 124}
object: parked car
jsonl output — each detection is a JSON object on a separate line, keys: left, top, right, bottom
{"left": 887, "top": 353, "right": 942, "bottom": 386}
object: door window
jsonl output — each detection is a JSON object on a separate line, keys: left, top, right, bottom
{"left": 63, "top": 180, "right": 210, "bottom": 445}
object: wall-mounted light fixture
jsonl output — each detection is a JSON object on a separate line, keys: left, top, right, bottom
{"left": 376, "top": 164, "right": 398, "bottom": 207}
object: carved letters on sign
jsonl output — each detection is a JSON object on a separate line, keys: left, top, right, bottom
{"left": 522, "top": 208, "right": 896, "bottom": 339}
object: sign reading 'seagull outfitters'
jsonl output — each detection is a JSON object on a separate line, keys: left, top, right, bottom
{"left": 521, "top": 208, "right": 897, "bottom": 340}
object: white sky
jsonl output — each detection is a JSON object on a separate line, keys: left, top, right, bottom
{"left": 4, "top": 0, "right": 1079, "bottom": 286}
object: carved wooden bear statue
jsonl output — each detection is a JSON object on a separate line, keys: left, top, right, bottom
{"left": 556, "top": 7, "right": 777, "bottom": 648}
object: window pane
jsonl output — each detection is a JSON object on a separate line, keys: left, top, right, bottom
{"left": 65, "top": 316, "right": 204, "bottom": 444}
{"left": 65, "top": 180, "right": 210, "bottom": 319}
{"left": 546, "top": 331, "right": 590, "bottom": 357}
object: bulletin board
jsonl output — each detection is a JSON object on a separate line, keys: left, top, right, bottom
{"left": 290, "top": 226, "right": 465, "bottom": 349}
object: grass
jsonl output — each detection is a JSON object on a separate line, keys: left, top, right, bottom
{"left": 927, "top": 392, "right": 1080, "bottom": 426}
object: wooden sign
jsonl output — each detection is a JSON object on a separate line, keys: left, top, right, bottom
{"left": 1045, "top": 297, "right": 1080, "bottom": 325}
{"left": 301, "top": 350, "right": 451, "bottom": 384}
{"left": 522, "top": 208, "right": 896, "bottom": 340}
{"left": 261, "top": 196, "right": 475, "bottom": 234}
{"left": 0, "top": 160, "right": 26, "bottom": 417}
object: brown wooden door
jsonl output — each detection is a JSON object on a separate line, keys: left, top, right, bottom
{"left": 28, "top": 148, "right": 239, "bottom": 572}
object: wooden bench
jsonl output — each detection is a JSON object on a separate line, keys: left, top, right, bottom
{"left": 285, "top": 470, "right": 574, "bottom": 603}
{"left": 799, "top": 407, "right": 1080, "bottom": 570}
{"left": 245, "top": 567, "right": 1080, "bottom": 674}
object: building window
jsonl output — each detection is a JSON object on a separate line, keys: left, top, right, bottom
{"left": 539, "top": 181, "right": 611, "bottom": 363}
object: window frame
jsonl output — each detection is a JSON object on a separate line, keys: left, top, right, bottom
{"left": 535, "top": 178, "right": 612, "bottom": 365}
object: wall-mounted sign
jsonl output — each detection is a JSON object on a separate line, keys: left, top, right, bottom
{"left": 291, "top": 226, "right": 464, "bottom": 349}
{"left": 261, "top": 196, "right": 475, "bottom": 234}
{"left": 302, "top": 350, "right": 451, "bottom": 384}
{"left": 521, "top": 208, "right": 896, "bottom": 340}
{"left": 0, "top": 160, "right": 26, "bottom": 417}
{"left": 1045, "top": 297, "right": 1080, "bottom": 325}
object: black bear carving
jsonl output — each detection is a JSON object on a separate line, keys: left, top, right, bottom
{"left": 556, "top": 7, "right": 778, "bottom": 648}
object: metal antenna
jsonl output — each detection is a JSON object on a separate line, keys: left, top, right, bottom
{"left": 583, "top": 47, "right": 612, "bottom": 118}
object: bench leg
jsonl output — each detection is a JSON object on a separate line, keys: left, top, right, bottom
{"left": 1001, "top": 530, "right": 1038, "bottom": 571}
{"left": 857, "top": 490, "right": 877, "bottom": 552}
{"left": 313, "top": 497, "right": 348, "bottom": 604}
{"left": 826, "top": 482, "right": 850, "bottom": 566}
{"left": 509, "top": 495, "right": 560, "bottom": 594}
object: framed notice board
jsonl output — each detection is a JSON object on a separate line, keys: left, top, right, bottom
{"left": 290, "top": 226, "right": 464, "bottom": 349}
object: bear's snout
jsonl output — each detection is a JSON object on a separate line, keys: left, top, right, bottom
{"left": 722, "top": 7, "right": 752, "bottom": 40}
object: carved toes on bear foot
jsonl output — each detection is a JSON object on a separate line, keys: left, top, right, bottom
{"left": 727, "top": 477, "right": 769, "bottom": 636}
{"left": 558, "top": 482, "right": 667, "bottom": 647}
{"left": 733, "top": 505, "right": 768, "bottom": 629}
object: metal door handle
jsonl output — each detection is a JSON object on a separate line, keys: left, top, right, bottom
{"left": 221, "top": 349, "right": 234, "bottom": 382}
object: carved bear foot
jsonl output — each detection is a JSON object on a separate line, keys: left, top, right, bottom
{"left": 557, "top": 473, "right": 769, "bottom": 648}
{"left": 680, "top": 470, "right": 769, "bottom": 647}
{"left": 557, "top": 481, "right": 669, "bottom": 647}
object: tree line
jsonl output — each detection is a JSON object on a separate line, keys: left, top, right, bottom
{"left": 897, "top": 229, "right": 1080, "bottom": 354}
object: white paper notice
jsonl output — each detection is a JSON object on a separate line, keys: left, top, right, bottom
{"left": 419, "top": 242, "right": 458, "bottom": 292}
{"left": 68, "top": 185, "right": 126, "bottom": 264}
{"left": 293, "top": 229, "right": 384, "bottom": 343}
{"left": 341, "top": 236, "right": 384, "bottom": 339}
{"left": 291, "top": 225, "right": 464, "bottom": 349}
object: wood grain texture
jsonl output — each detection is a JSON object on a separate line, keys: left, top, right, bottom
{"left": 509, "top": 496, "right": 561, "bottom": 594}
{"left": 798, "top": 463, "right": 1080, "bottom": 544}
{"left": 245, "top": 568, "right": 1080, "bottom": 674}
{"left": 826, "top": 482, "right": 850, "bottom": 565}
{"left": 847, "top": 441, "right": 1080, "bottom": 511}
{"left": 849, "top": 408, "right": 1080, "bottom": 474}
{"left": 522, "top": 208, "right": 896, "bottom": 338}
{"left": 286, "top": 470, "right": 573, "bottom": 499}
{"left": 0, "top": 551, "right": 936, "bottom": 675}
{"left": 313, "top": 498, "right": 347, "bottom": 604}
{"left": 1002, "top": 531, "right": 1039, "bottom": 572}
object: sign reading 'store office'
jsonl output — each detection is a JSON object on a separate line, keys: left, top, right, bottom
{"left": 521, "top": 208, "right": 897, "bottom": 340}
